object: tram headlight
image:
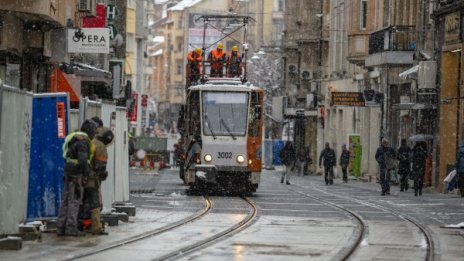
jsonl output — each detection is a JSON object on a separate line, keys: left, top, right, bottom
{"left": 204, "top": 154, "right": 212, "bottom": 163}
{"left": 236, "top": 155, "right": 245, "bottom": 164}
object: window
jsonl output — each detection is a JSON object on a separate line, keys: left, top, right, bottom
{"left": 360, "top": 0, "right": 367, "bottom": 30}
{"left": 202, "top": 92, "right": 249, "bottom": 137}
{"left": 177, "top": 65, "right": 182, "bottom": 75}
{"left": 278, "top": 0, "right": 284, "bottom": 12}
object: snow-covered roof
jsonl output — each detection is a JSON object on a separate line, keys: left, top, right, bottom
{"left": 154, "top": 0, "right": 169, "bottom": 4}
{"left": 168, "top": 0, "right": 202, "bottom": 11}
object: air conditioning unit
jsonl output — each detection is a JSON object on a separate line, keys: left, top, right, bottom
{"left": 301, "top": 69, "right": 312, "bottom": 80}
{"left": 287, "top": 64, "right": 298, "bottom": 75}
{"left": 78, "top": 0, "right": 96, "bottom": 16}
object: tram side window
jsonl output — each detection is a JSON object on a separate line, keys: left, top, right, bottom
{"left": 188, "top": 91, "right": 201, "bottom": 136}
{"left": 248, "top": 91, "right": 262, "bottom": 137}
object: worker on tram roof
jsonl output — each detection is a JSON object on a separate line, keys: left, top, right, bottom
{"left": 227, "top": 45, "right": 242, "bottom": 78}
{"left": 208, "top": 42, "right": 226, "bottom": 77}
{"left": 187, "top": 47, "right": 202, "bottom": 85}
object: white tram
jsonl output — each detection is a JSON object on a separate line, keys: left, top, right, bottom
{"left": 178, "top": 78, "right": 264, "bottom": 194}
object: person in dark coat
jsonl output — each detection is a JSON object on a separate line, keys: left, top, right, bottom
{"left": 319, "top": 142, "right": 336, "bottom": 185}
{"left": 412, "top": 141, "right": 428, "bottom": 196}
{"left": 279, "top": 141, "right": 296, "bottom": 185}
{"left": 375, "top": 139, "right": 396, "bottom": 196}
{"left": 57, "top": 120, "right": 96, "bottom": 236}
{"left": 455, "top": 140, "right": 464, "bottom": 197}
{"left": 339, "top": 144, "right": 350, "bottom": 183}
{"left": 397, "top": 138, "right": 411, "bottom": 192}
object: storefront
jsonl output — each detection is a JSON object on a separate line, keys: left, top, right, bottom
{"left": 434, "top": 3, "right": 464, "bottom": 191}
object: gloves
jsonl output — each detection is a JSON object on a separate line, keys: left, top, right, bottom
{"left": 99, "top": 170, "right": 108, "bottom": 181}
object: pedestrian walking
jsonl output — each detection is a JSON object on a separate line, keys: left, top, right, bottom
{"left": 455, "top": 140, "right": 464, "bottom": 197}
{"left": 57, "top": 120, "right": 96, "bottom": 236}
{"left": 84, "top": 125, "right": 114, "bottom": 235}
{"left": 397, "top": 138, "right": 411, "bottom": 192}
{"left": 412, "top": 141, "right": 428, "bottom": 196}
{"left": 339, "top": 144, "right": 350, "bottom": 183}
{"left": 319, "top": 142, "right": 336, "bottom": 185}
{"left": 375, "top": 139, "right": 396, "bottom": 196}
{"left": 279, "top": 141, "right": 296, "bottom": 185}
{"left": 296, "top": 148, "right": 308, "bottom": 176}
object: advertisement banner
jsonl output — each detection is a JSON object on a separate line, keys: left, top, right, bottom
{"left": 188, "top": 13, "right": 222, "bottom": 52}
{"left": 348, "top": 134, "right": 362, "bottom": 177}
{"left": 67, "top": 28, "right": 110, "bottom": 53}
{"left": 331, "top": 92, "right": 365, "bottom": 107}
{"left": 129, "top": 93, "right": 138, "bottom": 122}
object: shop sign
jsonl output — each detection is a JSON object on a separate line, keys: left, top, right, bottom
{"left": 67, "top": 28, "right": 109, "bottom": 54}
{"left": 331, "top": 92, "right": 365, "bottom": 107}
{"left": 445, "top": 12, "right": 461, "bottom": 45}
{"left": 56, "top": 102, "right": 66, "bottom": 138}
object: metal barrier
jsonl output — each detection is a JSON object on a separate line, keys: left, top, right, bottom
{"left": 27, "top": 93, "right": 70, "bottom": 220}
{"left": 0, "top": 84, "right": 33, "bottom": 235}
{"left": 100, "top": 102, "right": 117, "bottom": 212}
{"left": 113, "top": 107, "right": 130, "bottom": 203}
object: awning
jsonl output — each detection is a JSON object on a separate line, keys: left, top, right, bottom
{"left": 399, "top": 65, "right": 419, "bottom": 80}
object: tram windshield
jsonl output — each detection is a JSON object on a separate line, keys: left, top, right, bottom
{"left": 202, "top": 92, "right": 249, "bottom": 137}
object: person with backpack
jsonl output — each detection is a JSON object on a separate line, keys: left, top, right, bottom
{"left": 375, "top": 139, "right": 396, "bottom": 196}
{"left": 57, "top": 120, "right": 96, "bottom": 236}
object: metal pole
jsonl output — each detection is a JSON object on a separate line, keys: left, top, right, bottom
{"left": 0, "top": 79, "right": 3, "bottom": 145}
{"left": 201, "top": 18, "right": 207, "bottom": 82}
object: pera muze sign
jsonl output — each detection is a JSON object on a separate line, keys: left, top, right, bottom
{"left": 67, "top": 28, "right": 110, "bottom": 54}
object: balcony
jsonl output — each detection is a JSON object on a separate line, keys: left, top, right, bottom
{"left": 347, "top": 33, "right": 369, "bottom": 65}
{"left": 0, "top": 0, "right": 76, "bottom": 27}
{"left": 365, "top": 26, "right": 417, "bottom": 67}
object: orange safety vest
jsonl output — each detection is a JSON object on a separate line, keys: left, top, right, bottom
{"left": 187, "top": 51, "right": 202, "bottom": 73}
{"left": 209, "top": 50, "right": 225, "bottom": 70}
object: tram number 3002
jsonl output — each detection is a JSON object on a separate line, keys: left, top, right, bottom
{"left": 218, "top": 152, "right": 233, "bottom": 159}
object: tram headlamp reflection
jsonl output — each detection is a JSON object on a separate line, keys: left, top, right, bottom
{"left": 236, "top": 155, "right": 245, "bottom": 163}
{"left": 204, "top": 154, "right": 212, "bottom": 163}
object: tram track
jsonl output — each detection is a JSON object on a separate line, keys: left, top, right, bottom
{"left": 153, "top": 196, "right": 259, "bottom": 261}
{"left": 62, "top": 196, "right": 213, "bottom": 261}
{"left": 64, "top": 196, "right": 258, "bottom": 261}
{"left": 286, "top": 186, "right": 368, "bottom": 261}
{"left": 288, "top": 177, "right": 435, "bottom": 261}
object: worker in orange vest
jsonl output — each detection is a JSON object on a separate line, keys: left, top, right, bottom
{"left": 208, "top": 43, "right": 226, "bottom": 77}
{"left": 187, "top": 48, "right": 202, "bottom": 84}
{"left": 227, "top": 45, "right": 242, "bottom": 77}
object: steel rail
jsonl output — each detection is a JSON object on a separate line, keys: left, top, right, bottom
{"left": 63, "top": 196, "right": 213, "bottom": 261}
{"left": 287, "top": 186, "right": 368, "bottom": 261}
{"left": 152, "top": 196, "right": 259, "bottom": 261}
{"left": 294, "top": 180, "right": 434, "bottom": 261}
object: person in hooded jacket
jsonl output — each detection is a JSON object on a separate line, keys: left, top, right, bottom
{"left": 375, "top": 139, "right": 396, "bottom": 196}
{"left": 456, "top": 140, "right": 464, "bottom": 197}
{"left": 57, "top": 120, "right": 96, "bottom": 236}
{"left": 320, "top": 142, "right": 336, "bottom": 185}
{"left": 280, "top": 141, "right": 295, "bottom": 185}
{"left": 84, "top": 124, "right": 114, "bottom": 235}
{"left": 412, "top": 141, "right": 428, "bottom": 196}
{"left": 339, "top": 144, "right": 350, "bottom": 183}
{"left": 397, "top": 139, "right": 411, "bottom": 192}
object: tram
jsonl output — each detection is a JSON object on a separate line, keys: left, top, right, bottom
{"left": 177, "top": 15, "right": 263, "bottom": 194}
{"left": 178, "top": 78, "right": 264, "bottom": 194}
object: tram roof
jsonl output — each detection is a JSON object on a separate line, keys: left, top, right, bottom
{"left": 188, "top": 78, "right": 262, "bottom": 92}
